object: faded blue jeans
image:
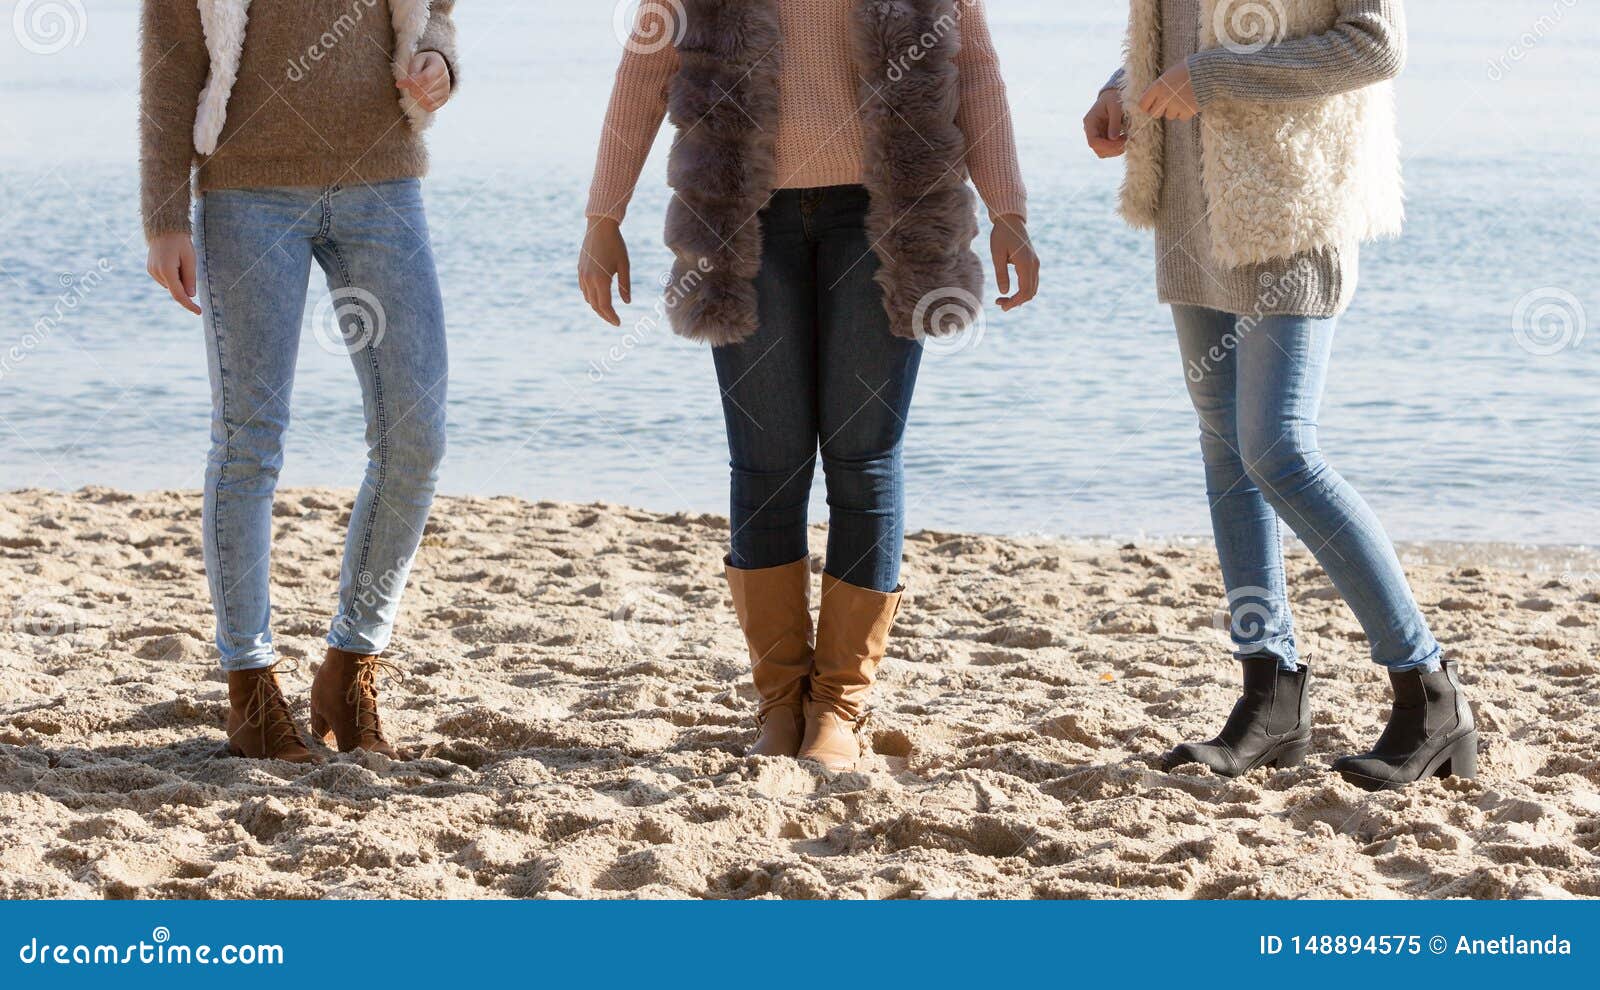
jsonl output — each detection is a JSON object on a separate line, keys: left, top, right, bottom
{"left": 712, "top": 186, "right": 922, "bottom": 593}
{"left": 195, "top": 180, "right": 448, "bottom": 671}
{"left": 1172, "top": 305, "right": 1440, "bottom": 672}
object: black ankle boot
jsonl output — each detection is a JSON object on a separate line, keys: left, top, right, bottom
{"left": 1332, "top": 660, "right": 1476, "bottom": 791}
{"left": 1163, "top": 656, "right": 1311, "bottom": 777}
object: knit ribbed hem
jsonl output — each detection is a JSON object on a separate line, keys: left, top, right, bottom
{"left": 1156, "top": 236, "right": 1358, "bottom": 319}
{"left": 197, "top": 147, "right": 429, "bottom": 197}
{"left": 1186, "top": 50, "right": 1231, "bottom": 109}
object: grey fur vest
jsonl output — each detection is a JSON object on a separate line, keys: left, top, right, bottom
{"left": 663, "top": 0, "right": 983, "bottom": 346}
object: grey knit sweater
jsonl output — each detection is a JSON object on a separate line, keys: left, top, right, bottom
{"left": 1112, "top": 0, "right": 1407, "bottom": 318}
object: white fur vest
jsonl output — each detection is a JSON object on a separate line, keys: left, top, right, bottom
{"left": 191, "top": 0, "right": 436, "bottom": 156}
{"left": 1119, "top": 0, "right": 1404, "bottom": 267}
{"left": 662, "top": 0, "right": 983, "bottom": 346}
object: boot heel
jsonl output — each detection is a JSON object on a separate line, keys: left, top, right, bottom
{"left": 1271, "top": 739, "right": 1311, "bottom": 768}
{"left": 1435, "top": 733, "right": 1478, "bottom": 779}
{"left": 309, "top": 710, "right": 332, "bottom": 745}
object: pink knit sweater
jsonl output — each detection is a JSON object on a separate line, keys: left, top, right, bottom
{"left": 586, "top": 0, "right": 1027, "bottom": 223}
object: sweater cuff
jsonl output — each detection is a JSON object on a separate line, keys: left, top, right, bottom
{"left": 420, "top": 47, "right": 458, "bottom": 90}
{"left": 142, "top": 170, "right": 194, "bottom": 239}
{"left": 1186, "top": 50, "right": 1233, "bottom": 109}
{"left": 986, "top": 196, "right": 1028, "bottom": 224}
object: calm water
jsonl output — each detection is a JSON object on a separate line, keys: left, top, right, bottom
{"left": 1, "top": 0, "right": 1596, "bottom": 543}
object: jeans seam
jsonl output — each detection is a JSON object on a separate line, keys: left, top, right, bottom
{"left": 325, "top": 240, "right": 387, "bottom": 632}
{"left": 200, "top": 199, "right": 246, "bottom": 665}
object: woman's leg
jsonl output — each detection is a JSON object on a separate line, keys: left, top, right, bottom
{"left": 1233, "top": 314, "right": 1441, "bottom": 671}
{"left": 713, "top": 190, "right": 822, "bottom": 758}
{"left": 711, "top": 191, "right": 821, "bottom": 570}
{"left": 303, "top": 181, "right": 448, "bottom": 759}
{"left": 814, "top": 188, "right": 922, "bottom": 594}
{"left": 196, "top": 188, "right": 318, "bottom": 672}
{"left": 309, "top": 180, "right": 449, "bottom": 661}
{"left": 1171, "top": 305, "right": 1298, "bottom": 670}
{"left": 798, "top": 186, "right": 919, "bottom": 771}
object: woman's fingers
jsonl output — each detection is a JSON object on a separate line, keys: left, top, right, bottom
{"left": 992, "top": 241, "right": 1011, "bottom": 296}
{"left": 399, "top": 53, "right": 451, "bottom": 111}
{"left": 1017, "top": 252, "right": 1040, "bottom": 305}
{"left": 616, "top": 255, "right": 631, "bottom": 305}
{"left": 164, "top": 260, "right": 201, "bottom": 315}
{"left": 581, "top": 272, "right": 621, "bottom": 326}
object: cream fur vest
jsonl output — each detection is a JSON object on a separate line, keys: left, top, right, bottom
{"left": 662, "top": 0, "right": 983, "bottom": 346}
{"left": 191, "top": 0, "right": 435, "bottom": 156}
{"left": 1119, "top": 0, "right": 1404, "bottom": 267}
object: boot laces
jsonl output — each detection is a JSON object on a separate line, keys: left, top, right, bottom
{"left": 245, "top": 659, "right": 303, "bottom": 756}
{"left": 346, "top": 656, "right": 402, "bottom": 743}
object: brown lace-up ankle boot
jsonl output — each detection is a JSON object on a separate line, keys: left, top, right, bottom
{"left": 309, "top": 647, "right": 406, "bottom": 758}
{"left": 225, "top": 660, "right": 318, "bottom": 763}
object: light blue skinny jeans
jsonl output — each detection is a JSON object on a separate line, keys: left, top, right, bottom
{"left": 1172, "top": 305, "right": 1441, "bottom": 673}
{"left": 195, "top": 180, "right": 448, "bottom": 672}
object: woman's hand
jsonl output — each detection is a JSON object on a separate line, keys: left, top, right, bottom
{"left": 1139, "top": 62, "right": 1199, "bottom": 121}
{"left": 1084, "top": 87, "right": 1127, "bottom": 158}
{"left": 146, "top": 231, "right": 201, "bottom": 315}
{"left": 398, "top": 51, "right": 453, "bottom": 112}
{"left": 991, "top": 214, "right": 1039, "bottom": 312}
{"left": 579, "top": 217, "right": 631, "bottom": 326}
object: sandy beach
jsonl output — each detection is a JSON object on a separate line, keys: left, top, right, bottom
{"left": 1, "top": 487, "right": 1597, "bottom": 899}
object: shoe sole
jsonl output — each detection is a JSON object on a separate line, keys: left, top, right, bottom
{"left": 1163, "top": 735, "right": 1311, "bottom": 776}
{"left": 1337, "top": 731, "right": 1478, "bottom": 791}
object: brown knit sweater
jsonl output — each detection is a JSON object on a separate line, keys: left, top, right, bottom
{"left": 139, "top": 0, "right": 459, "bottom": 239}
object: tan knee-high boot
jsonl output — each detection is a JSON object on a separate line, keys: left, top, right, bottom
{"left": 725, "top": 558, "right": 813, "bottom": 756}
{"left": 799, "top": 574, "right": 902, "bottom": 771}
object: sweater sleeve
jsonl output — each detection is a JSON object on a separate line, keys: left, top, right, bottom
{"left": 952, "top": 2, "right": 1027, "bottom": 221}
{"left": 139, "top": 0, "right": 208, "bottom": 239}
{"left": 418, "top": 0, "right": 460, "bottom": 88}
{"left": 583, "top": 23, "right": 678, "bottom": 222}
{"left": 1188, "top": 0, "right": 1406, "bottom": 107}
